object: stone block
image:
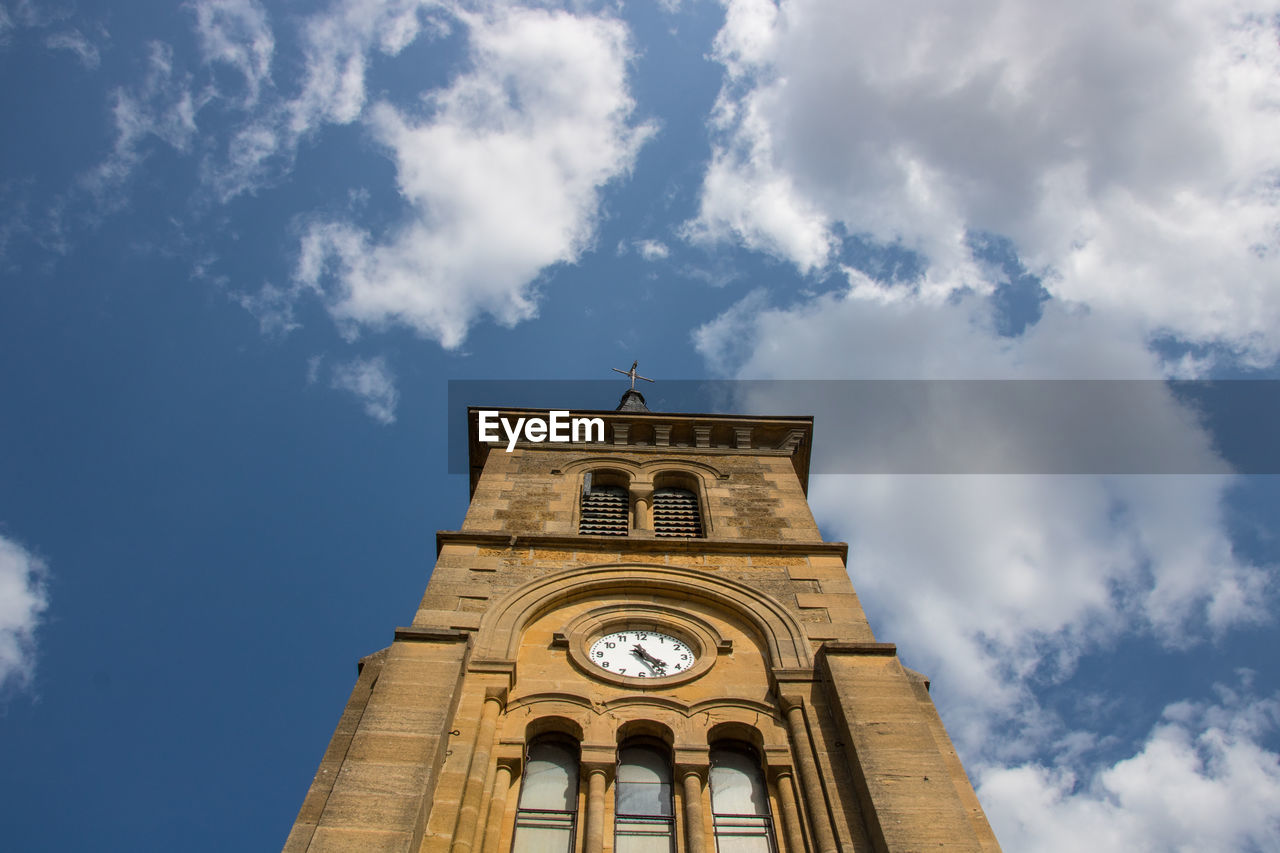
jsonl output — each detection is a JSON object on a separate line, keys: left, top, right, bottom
{"left": 304, "top": 827, "right": 411, "bottom": 853}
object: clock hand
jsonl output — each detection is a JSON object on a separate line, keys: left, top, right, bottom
{"left": 630, "top": 646, "right": 660, "bottom": 673}
{"left": 631, "top": 645, "right": 668, "bottom": 674}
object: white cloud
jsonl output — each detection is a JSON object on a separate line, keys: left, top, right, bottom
{"left": 692, "top": 6, "right": 1280, "bottom": 833}
{"left": 288, "top": 0, "right": 440, "bottom": 130}
{"left": 694, "top": 282, "right": 1279, "bottom": 847}
{"left": 330, "top": 355, "right": 398, "bottom": 423}
{"left": 294, "top": 4, "right": 651, "bottom": 347}
{"left": 0, "top": 533, "right": 49, "bottom": 692}
{"left": 979, "top": 682, "right": 1280, "bottom": 852}
{"left": 692, "top": 0, "right": 1280, "bottom": 363}
{"left": 810, "top": 470, "right": 1266, "bottom": 752}
{"left": 694, "top": 284, "right": 1272, "bottom": 756}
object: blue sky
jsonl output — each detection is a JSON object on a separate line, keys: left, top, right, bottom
{"left": 2, "top": 0, "right": 1279, "bottom": 849}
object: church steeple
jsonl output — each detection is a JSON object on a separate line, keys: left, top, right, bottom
{"left": 613, "top": 359, "right": 653, "bottom": 411}
{"left": 286, "top": 394, "right": 1001, "bottom": 852}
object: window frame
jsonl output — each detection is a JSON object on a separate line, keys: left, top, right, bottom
{"left": 650, "top": 485, "right": 704, "bottom": 538}
{"left": 614, "top": 738, "right": 677, "bottom": 853}
{"left": 511, "top": 736, "right": 581, "bottom": 853}
{"left": 578, "top": 470, "right": 632, "bottom": 536}
{"left": 708, "top": 742, "right": 778, "bottom": 853}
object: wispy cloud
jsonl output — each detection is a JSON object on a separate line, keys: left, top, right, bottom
{"left": 199, "top": 0, "right": 450, "bottom": 202}
{"left": 234, "top": 281, "right": 301, "bottom": 336}
{"left": 330, "top": 355, "right": 398, "bottom": 424}
{"left": 634, "top": 239, "right": 670, "bottom": 261}
{"left": 81, "top": 41, "right": 201, "bottom": 206}
{"left": 191, "top": 0, "right": 273, "bottom": 107}
{"left": 0, "top": 533, "right": 49, "bottom": 693}
{"left": 45, "top": 29, "right": 100, "bottom": 69}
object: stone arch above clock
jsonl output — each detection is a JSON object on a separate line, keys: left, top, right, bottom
{"left": 470, "top": 563, "right": 815, "bottom": 676}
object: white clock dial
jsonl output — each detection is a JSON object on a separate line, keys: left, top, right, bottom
{"left": 588, "top": 630, "right": 694, "bottom": 679}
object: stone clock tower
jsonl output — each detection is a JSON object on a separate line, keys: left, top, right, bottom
{"left": 285, "top": 390, "right": 1001, "bottom": 852}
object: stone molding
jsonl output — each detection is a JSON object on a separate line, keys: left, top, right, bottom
{"left": 436, "top": 529, "right": 848, "bottom": 559}
{"left": 392, "top": 626, "right": 471, "bottom": 643}
{"left": 819, "top": 641, "right": 898, "bottom": 657}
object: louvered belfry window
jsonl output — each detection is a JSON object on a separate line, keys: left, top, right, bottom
{"left": 579, "top": 484, "right": 629, "bottom": 536}
{"left": 651, "top": 487, "right": 702, "bottom": 538}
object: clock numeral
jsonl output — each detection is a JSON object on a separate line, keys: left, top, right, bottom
{"left": 618, "top": 634, "right": 628, "bottom": 642}
{"left": 636, "top": 671, "right": 647, "bottom": 678}
{"left": 680, "top": 653, "right": 688, "bottom": 660}
{"left": 637, "top": 632, "right": 647, "bottom": 640}
{"left": 594, "top": 651, "right": 603, "bottom": 658}
{"left": 605, "top": 642, "right": 616, "bottom": 649}
{"left": 601, "top": 662, "right": 610, "bottom": 668}
{"left": 618, "top": 668, "right": 626, "bottom": 674}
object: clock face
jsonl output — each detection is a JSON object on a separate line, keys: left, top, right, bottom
{"left": 588, "top": 630, "right": 694, "bottom": 679}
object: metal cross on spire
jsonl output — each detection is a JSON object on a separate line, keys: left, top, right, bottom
{"left": 611, "top": 360, "right": 655, "bottom": 390}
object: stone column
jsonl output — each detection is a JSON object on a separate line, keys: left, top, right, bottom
{"left": 583, "top": 765, "right": 609, "bottom": 853}
{"left": 782, "top": 697, "right": 838, "bottom": 853}
{"left": 449, "top": 688, "right": 506, "bottom": 853}
{"left": 632, "top": 484, "right": 654, "bottom": 532}
{"left": 680, "top": 768, "right": 708, "bottom": 853}
{"left": 773, "top": 769, "right": 808, "bottom": 853}
{"left": 478, "top": 759, "right": 516, "bottom": 851}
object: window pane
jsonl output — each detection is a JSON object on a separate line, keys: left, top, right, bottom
{"left": 512, "top": 811, "right": 574, "bottom": 853}
{"left": 513, "top": 739, "right": 578, "bottom": 853}
{"left": 616, "top": 744, "right": 673, "bottom": 817}
{"left": 711, "top": 746, "right": 775, "bottom": 852}
{"left": 615, "top": 781, "right": 673, "bottom": 816}
{"left": 617, "top": 745, "right": 668, "bottom": 784}
{"left": 710, "top": 748, "right": 769, "bottom": 816}
{"left": 519, "top": 741, "right": 579, "bottom": 812}
{"left": 616, "top": 816, "right": 675, "bottom": 853}
{"left": 711, "top": 815, "right": 773, "bottom": 853}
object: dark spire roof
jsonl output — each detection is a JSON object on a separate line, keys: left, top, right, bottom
{"left": 616, "top": 389, "right": 649, "bottom": 412}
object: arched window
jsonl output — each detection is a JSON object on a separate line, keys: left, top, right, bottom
{"left": 651, "top": 487, "right": 702, "bottom": 538}
{"left": 709, "top": 744, "right": 777, "bottom": 852}
{"left": 512, "top": 738, "right": 579, "bottom": 853}
{"left": 579, "top": 472, "right": 629, "bottom": 536}
{"left": 615, "top": 740, "right": 675, "bottom": 852}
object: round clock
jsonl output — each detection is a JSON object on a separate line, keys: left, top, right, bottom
{"left": 587, "top": 629, "right": 695, "bottom": 679}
